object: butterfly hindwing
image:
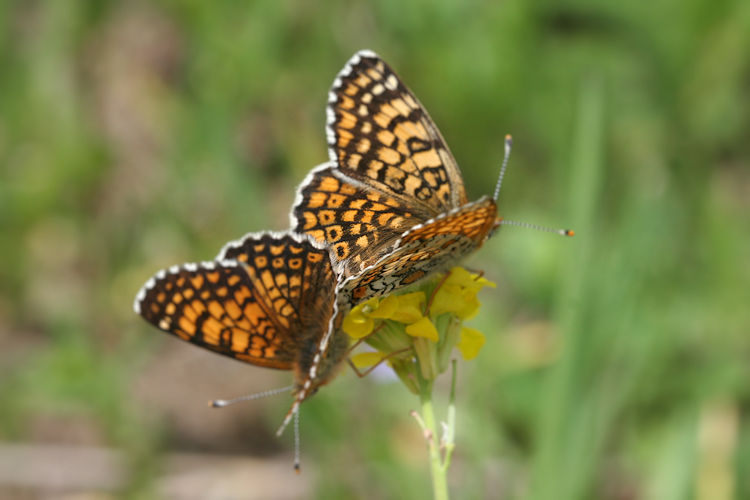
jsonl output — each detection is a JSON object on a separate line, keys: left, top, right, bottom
{"left": 337, "top": 198, "right": 498, "bottom": 306}
{"left": 217, "top": 232, "right": 339, "bottom": 330}
{"left": 134, "top": 260, "right": 297, "bottom": 369}
{"left": 136, "top": 232, "right": 341, "bottom": 374}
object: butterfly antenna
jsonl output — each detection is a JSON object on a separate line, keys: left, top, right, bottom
{"left": 493, "top": 134, "right": 513, "bottom": 201}
{"left": 209, "top": 385, "right": 294, "bottom": 408}
{"left": 276, "top": 399, "right": 300, "bottom": 437}
{"left": 293, "top": 408, "right": 301, "bottom": 473}
{"left": 500, "top": 219, "right": 574, "bottom": 237}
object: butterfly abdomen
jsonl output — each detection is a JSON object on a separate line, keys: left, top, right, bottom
{"left": 293, "top": 324, "right": 350, "bottom": 396}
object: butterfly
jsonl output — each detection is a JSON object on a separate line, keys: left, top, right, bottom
{"left": 292, "top": 50, "right": 506, "bottom": 308}
{"left": 133, "top": 231, "right": 350, "bottom": 435}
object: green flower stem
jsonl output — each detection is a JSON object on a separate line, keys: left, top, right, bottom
{"left": 417, "top": 376, "right": 450, "bottom": 500}
{"left": 443, "top": 359, "right": 457, "bottom": 470}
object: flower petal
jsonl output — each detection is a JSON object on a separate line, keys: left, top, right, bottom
{"left": 405, "top": 316, "right": 439, "bottom": 342}
{"left": 358, "top": 297, "right": 380, "bottom": 314}
{"left": 457, "top": 327, "right": 486, "bottom": 360}
{"left": 454, "top": 293, "right": 481, "bottom": 319}
{"left": 390, "top": 292, "right": 426, "bottom": 324}
{"left": 368, "top": 294, "right": 399, "bottom": 319}
{"left": 429, "top": 284, "right": 459, "bottom": 316}
{"left": 350, "top": 351, "right": 387, "bottom": 369}
{"left": 446, "top": 267, "right": 496, "bottom": 292}
{"left": 432, "top": 285, "right": 478, "bottom": 317}
{"left": 343, "top": 311, "right": 375, "bottom": 339}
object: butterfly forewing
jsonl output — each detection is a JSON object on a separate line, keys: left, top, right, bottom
{"left": 327, "top": 50, "right": 467, "bottom": 216}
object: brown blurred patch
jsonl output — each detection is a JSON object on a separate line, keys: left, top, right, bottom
{"left": 0, "top": 443, "right": 309, "bottom": 499}
{"left": 82, "top": 3, "right": 183, "bottom": 218}
{"left": 28, "top": 413, "right": 107, "bottom": 448}
{"left": 131, "top": 339, "right": 290, "bottom": 455}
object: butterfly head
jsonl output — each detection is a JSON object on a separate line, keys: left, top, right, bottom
{"left": 489, "top": 216, "right": 503, "bottom": 238}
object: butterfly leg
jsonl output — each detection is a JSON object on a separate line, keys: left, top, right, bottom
{"left": 342, "top": 322, "right": 387, "bottom": 358}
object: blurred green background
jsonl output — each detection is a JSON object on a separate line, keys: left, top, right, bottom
{"left": 2, "top": 0, "right": 749, "bottom": 498}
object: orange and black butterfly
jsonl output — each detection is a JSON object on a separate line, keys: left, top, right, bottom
{"left": 134, "top": 232, "right": 349, "bottom": 433}
{"left": 293, "top": 51, "right": 516, "bottom": 309}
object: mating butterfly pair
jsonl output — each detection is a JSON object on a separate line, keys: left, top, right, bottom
{"left": 134, "top": 51, "right": 503, "bottom": 431}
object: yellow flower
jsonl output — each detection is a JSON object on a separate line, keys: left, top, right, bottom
{"left": 430, "top": 268, "right": 495, "bottom": 319}
{"left": 341, "top": 267, "right": 492, "bottom": 388}
{"left": 457, "top": 327, "right": 486, "bottom": 360}
{"left": 343, "top": 292, "right": 428, "bottom": 339}
{"left": 445, "top": 267, "right": 495, "bottom": 293}
{"left": 342, "top": 297, "right": 379, "bottom": 339}
{"left": 387, "top": 292, "right": 425, "bottom": 323}
{"left": 406, "top": 316, "right": 439, "bottom": 342}
{"left": 350, "top": 351, "right": 389, "bottom": 369}
{"left": 367, "top": 294, "right": 399, "bottom": 319}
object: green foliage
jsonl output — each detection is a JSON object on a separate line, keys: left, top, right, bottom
{"left": 1, "top": 0, "right": 748, "bottom": 498}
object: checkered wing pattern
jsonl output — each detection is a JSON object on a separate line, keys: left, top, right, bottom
{"left": 135, "top": 233, "right": 338, "bottom": 372}
{"left": 338, "top": 198, "right": 498, "bottom": 307}
{"left": 291, "top": 163, "right": 418, "bottom": 276}
{"left": 289, "top": 51, "right": 503, "bottom": 304}
{"left": 327, "top": 51, "right": 468, "bottom": 216}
